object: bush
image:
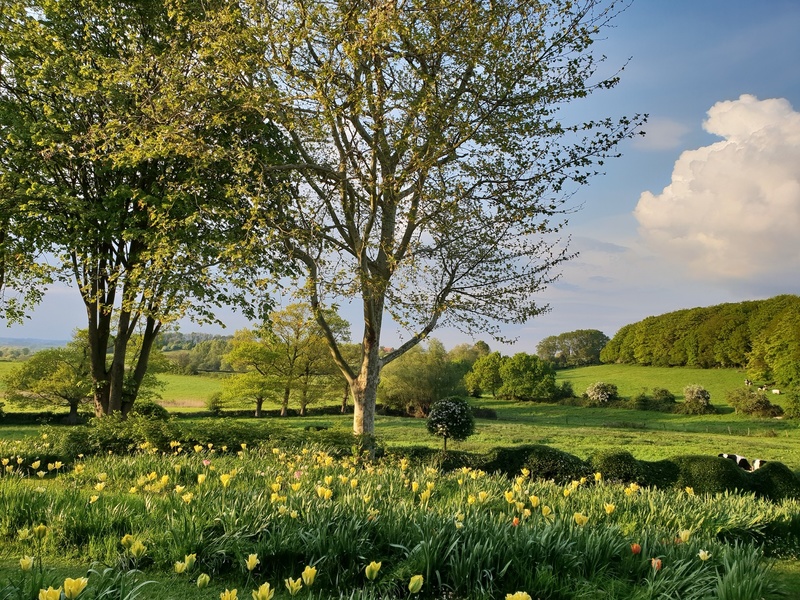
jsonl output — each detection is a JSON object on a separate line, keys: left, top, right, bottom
{"left": 589, "top": 449, "right": 644, "bottom": 484}
{"left": 679, "top": 384, "right": 716, "bottom": 414}
{"left": 584, "top": 381, "right": 618, "bottom": 405}
{"left": 481, "top": 444, "right": 589, "bottom": 482}
{"left": 630, "top": 387, "right": 676, "bottom": 412}
{"left": 426, "top": 397, "right": 475, "bottom": 451}
{"left": 726, "top": 388, "right": 784, "bottom": 417}
{"left": 130, "top": 399, "right": 170, "bottom": 420}
{"left": 749, "top": 461, "right": 800, "bottom": 501}
{"left": 673, "top": 455, "right": 750, "bottom": 495}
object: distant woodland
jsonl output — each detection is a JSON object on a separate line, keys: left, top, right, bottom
{"left": 600, "top": 295, "right": 800, "bottom": 388}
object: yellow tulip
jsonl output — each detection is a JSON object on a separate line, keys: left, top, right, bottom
{"left": 182, "top": 492, "right": 194, "bottom": 504}
{"left": 529, "top": 495, "right": 540, "bottom": 508}
{"left": 285, "top": 577, "right": 303, "bottom": 596}
{"left": 120, "top": 534, "right": 134, "bottom": 549}
{"left": 197, "top": 573, "right": 211, "bottom": 589}
{"left": 245, "top": 553, "right": 260, "bottom": 572}
{"left": 198, "top": 473, "right": 207, "bottom": 484}
{"left": 301, "top": 565, "right": 316, "bottom": 587}
{"left": 505, "top": 593, "right": 532, "bottom": 600}
{"left": 604, "top": 503, "right": 616, "bottom": 515}
{"left": 594, "top": 472, "right": 603, "bottom": 482}
{"left": 89, "top": 495, "right": 99, "bottom": 504}
{"left": 38, "top": 587, "right": 62, "bottom": 600}
{"left": 573, "top": 512, "right": 589, "bottom": 527}
{"left": 184, "top": 553, "right": 197, "bottom": 571}
{"left": 685, "top": 487, "right": 695, "bottom": 496}
{"left": 251, "top": 582, "right": 274, "bottom": 600}
{"left": 698, "top": 549, "right": 712, "bottom": 561}
{"left": 365, "top": 561, "right": 381, "bottom": 580}
{"left": 129, "top": 540, "right": 147, "bottom": 560}
{"left": 33, "top": 524, "right": 48, "bottom": 539}
{"left": 19, "top": 556, "right": 34, "bottom": 571}
{"left": 220, "top": 589, "right": 238, "bottom": 600}
{"left": 679, "top": 529, "right": 691, "bottom": 543}
{"left": 31, "top": 460, "right": 41, "bottom": 469}
{"left": 408, "top": 575, "right": 424, "bottom": 594}
{"left": 220, "top": 474, "right": 231, "bottom": 488}
{"left": 63, "top": 577, "right": 89, "bottom": 599}
{"left": 18, "top": 528, "right": 31, "bottom": 541}
{"left": 175, "top": 561, "right": 187, "bottom": 574}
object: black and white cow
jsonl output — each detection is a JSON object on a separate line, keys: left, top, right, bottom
{"left": 718, "top": 453, "right": 752, "bottom": 471}
{"left": 751, "top": 459, "right": 767, "bottom": 470}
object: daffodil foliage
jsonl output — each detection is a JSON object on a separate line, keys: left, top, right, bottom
{"left": 247, "top": 0, "right": 645, "bottom": 434}
{"left": 0, "top": 0, "right": 293, "bottom": 415}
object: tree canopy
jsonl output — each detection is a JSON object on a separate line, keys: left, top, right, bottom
{"left": 0, "top": 0, "right": 291, "bottom": 415}
{"left": 248, "top": 0, "right": 644, "bottom": 435}
{"left": 536, "top": 329, "right": 610, "bottom": 368}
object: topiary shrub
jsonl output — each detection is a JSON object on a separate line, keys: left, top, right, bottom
{"left": 748, "top": 462, "right": 800, "bottom": 501}
{"left": 639, "top": 459, "right": 681, "bottom": 489}
{"left": 589, "top": 449, "right": 644, "bottom": 484}
{"left": 479, "top": 444, "right": 589, "bottom": 482}
{"left": 584, "top": 382, "right": 618, "bottom": 406}
{"left": 426, "top": 397, "right": 475, "bottom": 452}
{"left": 673, "top": 455, "right": 750, "bottom": 495}
{"left": 678, "top": 384, "right": 716, "bottom": 414}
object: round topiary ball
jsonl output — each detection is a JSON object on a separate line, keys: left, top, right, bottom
{"left": 426, "top": 397, "right": 475, "bottom": 451}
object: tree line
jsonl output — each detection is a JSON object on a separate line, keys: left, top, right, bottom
{"left": 600, "top": 295, "right": 800, "bottom": 389}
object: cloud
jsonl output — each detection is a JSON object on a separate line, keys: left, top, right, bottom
{"left": 632, "top": 117, "right": 690, "bottom": 151}
{"left": 634, "top": 95, "right": 800, "bottom": 286}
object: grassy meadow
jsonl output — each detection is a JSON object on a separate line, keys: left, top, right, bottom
{"left": 2, "top": 362, "right": 800, "bottom": 598}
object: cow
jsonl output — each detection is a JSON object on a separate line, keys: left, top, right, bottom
{"left": 718, "top": 453, "right": 751, "bottom": 471}
{"left": 751, "top": 459, "right": 767, "bottom": 470}
{"left": 772, "top": 389, "right": 781, "bottom": 394}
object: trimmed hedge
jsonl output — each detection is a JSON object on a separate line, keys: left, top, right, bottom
{"left": 588, "top": 449, "right": 644, "bottom": 484}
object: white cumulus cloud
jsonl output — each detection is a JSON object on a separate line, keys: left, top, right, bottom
{"left": 634, "top": 94, "right": 800, "bottom": 285}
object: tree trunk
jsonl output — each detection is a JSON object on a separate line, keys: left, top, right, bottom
{"left": 255, "top": 396, "right": 263, "bottom": 418}
{"left": 67, "top": 401, "right": 79, "bottom": 425}
{"left": 341, "top": 382, "right": 349, "bottom": 414}
{"left": 281, "top": 385, "right": 290, "bottom": 417}
{"left": 350, "top": 338, "right": 381, "bottom": 436}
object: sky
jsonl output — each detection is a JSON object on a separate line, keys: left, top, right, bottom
{"left": 4, "top": 0, "right": 800, "bottom": 353}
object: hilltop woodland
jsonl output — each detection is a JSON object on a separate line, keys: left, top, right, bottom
{"left": 600, "top": 295, "right": 800, "bottom": 389}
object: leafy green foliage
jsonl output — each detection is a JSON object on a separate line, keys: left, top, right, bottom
{"left": 600, "top": 296, "right": 800, "bottom": 388}
{"left": 464, "top": 352, "right": 505, "bottom": 397}
{"left": 588, "top": 450, "right": 644, "bottom": 484}
{"left": 379, "top": 340, "right": 466, "bottom": 416}
{"left": 536, "top": 329, "right": 610, "bottom": 368}
{"left": 498, "top": 353, "right": 558, "bottom": 401}
{"left": 426, "top": 397, "right": 475, "bottom": 450}
{"left": 726, "top": 388, "right": 784, "bottom": 417}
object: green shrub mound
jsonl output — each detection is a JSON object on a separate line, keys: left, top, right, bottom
{"left": 749, "top": 461, "right": 800, "bottom": 501}
{"left": 672, "top": 455, "right": 751, "bottom": 495}
{"left": 588, "top": 449, "right": 644, "bottom": 484}
{"left": 726, "top": 388, "right": 784, "bottom": 417}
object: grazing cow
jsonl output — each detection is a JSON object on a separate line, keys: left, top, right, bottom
{"left": 751, "top": 459, "right": 767, "bottom": 470}
{"left": 744, "top": 379, "right": 752, "bottom": 386}
{"left": 772, "top": 389, "right": 781, "bottom": 394}
{"left": 718, "top": 453, "right": 752, "bottom": 471}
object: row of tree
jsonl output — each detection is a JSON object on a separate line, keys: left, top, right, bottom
{"left": 0, "top": 0, "right": 642, "bottom": 435}
{"left": 600, "top": 295, "right": 800, "bottom": 389}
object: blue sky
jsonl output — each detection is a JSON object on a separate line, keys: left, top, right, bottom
{"left": 5, "top": 0, "right": 800, "bottom": 353}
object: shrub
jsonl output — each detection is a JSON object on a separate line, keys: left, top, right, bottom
{"left": 589, "top": 449, "right": 644, "bottom": 484}
{"left": 584, "top": 381, "right": 618, "bottom": 405}
{"left": 726, "top": 388, "right": 784, "bottom": 417}
{"left": 130, "top": 399, "right": 170, "bottom": 420}
{"left": 631, "top": 387, "right": 677, "bottom": 412}
{"left": 749, "top": 462, "right": 800, "bottom": 501}
{"left": 205, "top": 392, "right": 226, "bottom": 416}
{"left": 679, "top": 384, "right": 716, "bottom": 414}
{"left": 426, "top": 397, "right": 475, "bottom": 451}
{"left": 481, "top": 444, "right": 589, "bottom": 482}
{"left": 673, "top": 455, "right": 750, "bottom": 495}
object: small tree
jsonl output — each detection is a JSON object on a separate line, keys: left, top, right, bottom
{"left": 426, "top": 397, "right": 475, "bottom": 453}
{"left": 585, "top": 382, "right": 619, "bottom": 405}
{"left": 726, "top": 388, "right": 783, "bottom": 417}
{"left": 498, "top": 353, "right": 558, "bottom": 401}
{"left": 464, "top": 352, "right": 506, "bottom": 398}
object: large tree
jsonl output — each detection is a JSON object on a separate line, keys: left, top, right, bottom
{"left": 251, "top": 0, "right": 643, "bottom": 435}
{"left": 0, "top": 0, "right": 289, "bottom": 415}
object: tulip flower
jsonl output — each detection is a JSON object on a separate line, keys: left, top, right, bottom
{"left": 38, "top": 587, "right": 62, "bottom": 600}
{"left": 678, "top": 529, "right": 691, "bottom": 543}
{"left": 220, "top": 474, "right": 231, "bottom": 488}
{"left": 19, "top": 556, "right": 34, "bottom": 571}
{"left": 63, "top": 577, "right": 89, "bottom": 599}
{"left": 251, "top": 582, "right": 274, "bottom": 600}
{"left": 301, "top": 565, "right": 316, "bottom": 587}
{"left": 604, "top": 503, "right": 615, "bottom": 515}
{"left": 408, "top": 575, "right": 424, "bottom": 594}
{"left": 31, "top": 461, "right": 41, "bottom": 469}
{"left": 505, "top": 593, "right": 532, "bottom": 600}
{"left": 631, "top": 543, "right": 641, "bottom": 555}
{"left": 184, "top": 553, "right": 197, "bottom": 571}
{"left": 197, "top": 573, "right": 211, "bottom": 589}
{"left": 285, "top": 577, "right": 303, "bottom": 596}
{"left": 175, "top": 561, "right": 187, "bottom": 574}
{"left": 220, "top": 589, "right": 237, "bottom": 600}
{"left": 698, "top": 550, "right": 712, "bottom": 561}
{"left": 245, "top": 554, "right": 260, "bottom": 572}
{"left": 365, "top": 561, "right": 381, "bottom": 580}
{"left": 33, "top": 524, "right": 48, "bottom": 539}
{"left": 120, "top": 534, "right": 134, "bottom": 549}
{"left": 573, "top": 513, "right": 589, "bottom": 527}
{"left": 651, "top": 558, "right": 662, "bottom": 571}
{"left": 129, "top": 540, "right": 147, "bottom": 560}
